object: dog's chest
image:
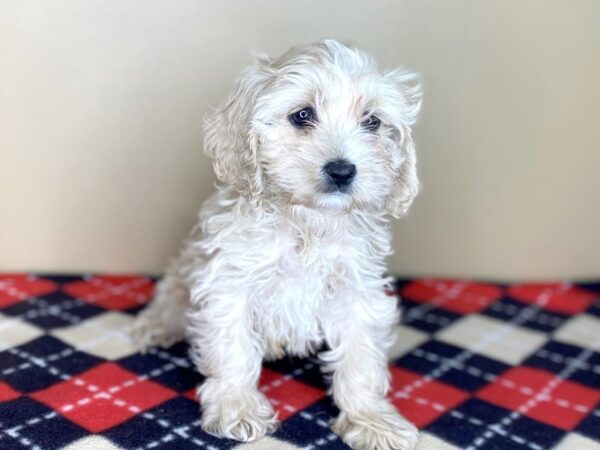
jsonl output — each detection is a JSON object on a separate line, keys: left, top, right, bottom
{"left": 251, "top": 228, "right": 347, "bottom": 357}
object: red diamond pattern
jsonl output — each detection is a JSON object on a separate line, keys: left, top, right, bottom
{"left": 389, "top": 366, "right": 470, "bottom": 428}
{"left": 63, "top": 275, "right": 154, "bottom": 310}
{"left": 0, "top": 382, "right": 20, "bottom": 402}
{"left": 183, "top": 388, "right": 197, "bottom": 402}
{"left": 401, "top": 279, "right": 503, "bottom": 314}
{"left": 476, "top": 366, "right": 600, "bottom": 430}
{"left": 31, "top": 362, "right": 176, "bottom": 432}
{"left": 259, "top": 368, "right": 326, "bottom": 420}
{"left": 0, "top": 274, "right": 57, "bottom": 308}
{"left": 508, "top": 283, "right": 598, "bottom": 315}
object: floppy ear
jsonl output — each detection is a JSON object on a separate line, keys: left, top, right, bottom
{"left": 383, "top": 70, "right": 422, "bottom": 218}
{"left": 203, "top": 56, "right": 272, "bottom": 200}
{"left": 385, "top": 130, "right": 419, "bottom": 218}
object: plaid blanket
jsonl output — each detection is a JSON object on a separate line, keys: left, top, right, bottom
{"left": 0, "top": 274, "right": 598, "bottom": 450}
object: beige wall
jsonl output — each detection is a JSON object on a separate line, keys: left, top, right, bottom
{"left": 1, "top": 1, "right": 599, "bottom": 280}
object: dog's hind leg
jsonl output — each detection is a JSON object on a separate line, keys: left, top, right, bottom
{"left": 132, "top": 258, "right": 189, "bottom": 351}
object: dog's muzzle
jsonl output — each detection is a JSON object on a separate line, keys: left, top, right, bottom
{"left": 323, "top": 159, "right": 356, "bottom": 191}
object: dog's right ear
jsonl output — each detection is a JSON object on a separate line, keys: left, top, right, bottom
{"left": 203, "top": 55, "right": 273, "bottom": 200}
{"left": 382, "top": 70, "right": 422, "bottom": 218}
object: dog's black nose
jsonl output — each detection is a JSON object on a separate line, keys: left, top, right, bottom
{"left": 323, "top": 160, "right": 356, "bottom": 189}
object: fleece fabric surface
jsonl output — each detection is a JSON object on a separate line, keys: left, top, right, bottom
{"left": 0, "top": 274, "right": 599, "bottom": 450}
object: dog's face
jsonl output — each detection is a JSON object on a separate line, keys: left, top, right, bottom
{"left": 205, "top": 40, "right": 421, "bottom": 218}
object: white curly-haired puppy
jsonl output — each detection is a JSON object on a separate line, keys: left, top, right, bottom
{"left": 134, "top": 39, "right": 421, "bottom": 450}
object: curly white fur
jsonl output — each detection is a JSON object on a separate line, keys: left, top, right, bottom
{"left": 133, "top": 40, "right": 421, "bottom": 450}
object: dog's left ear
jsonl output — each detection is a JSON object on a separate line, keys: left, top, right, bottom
{"left": 383, "top": 70, "right": 422, "bottom": 219}
{"left": 203, "top": 54, "right": 273, "bottom": 201}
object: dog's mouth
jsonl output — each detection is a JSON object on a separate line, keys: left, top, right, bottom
{"left": 320, "top": 184, "right": 352, "bottom": 195}
{"left": 313, "top": 190, "right": 355, "bottom": 213}
{"left": 285, "top": 184, "right": 356, "bottom": 214}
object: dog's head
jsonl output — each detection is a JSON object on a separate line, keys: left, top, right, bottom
{"left": 204, "top": 40, "right": 421, "bottom": 218}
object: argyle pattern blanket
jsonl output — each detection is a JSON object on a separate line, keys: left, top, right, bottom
{"left": 0, "top": 274, "right": 598, "bottom": 450}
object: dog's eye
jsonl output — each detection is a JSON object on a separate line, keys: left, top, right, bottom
{"left": 289, "top": 107, "right": 316, "bottom": 128}
{"left": 361, "top": 115, "right": 380, "bottom": 132}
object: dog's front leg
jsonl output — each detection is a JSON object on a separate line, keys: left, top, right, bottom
{"left": 187, "top": 295, "right": 278, "bottom": 442}
{"left": 322, "top": 292, "right": 419, "bottom": 450}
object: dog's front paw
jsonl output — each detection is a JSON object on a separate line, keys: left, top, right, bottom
{"left": 200, "top": 389, "right": 279, "bottom": 442}
{"left": 332, "top": 406, "right": 419, "bottom": 450}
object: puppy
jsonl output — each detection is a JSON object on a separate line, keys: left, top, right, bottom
{"left": 134, "top": 39, "right": 421, "bottom": 450}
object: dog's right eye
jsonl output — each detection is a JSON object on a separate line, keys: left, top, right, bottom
{"left": 289, "top": 107, "right": 316, "bottom": 128}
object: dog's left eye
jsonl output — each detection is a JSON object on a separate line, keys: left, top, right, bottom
{"left": 289, "top": 107, "right": 316, "bottom": 128}
{"left": 361, "top": 115, "right": 381, "bottom": 132}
